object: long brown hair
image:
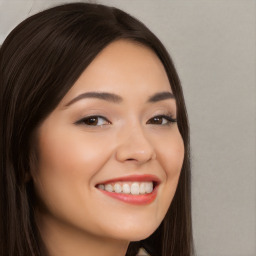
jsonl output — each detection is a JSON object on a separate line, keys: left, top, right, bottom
{"left": 0, "top": 3, "right": 194, "bottom": 256}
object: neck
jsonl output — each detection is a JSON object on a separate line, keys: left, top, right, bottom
{"left": 36, "top": 211, "right": 129, "bottom": 256}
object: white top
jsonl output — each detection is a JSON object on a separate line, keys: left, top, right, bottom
{"left": 137, "top": 248, "right": 150, "bottom": 256}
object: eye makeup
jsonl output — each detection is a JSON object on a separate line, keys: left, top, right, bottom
{"left": 74, "top": 111, "right": 176, "bottom": 128}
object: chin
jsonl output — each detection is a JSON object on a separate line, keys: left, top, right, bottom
{"left": 105, "top": 220, "right": 160, "bottom": 242}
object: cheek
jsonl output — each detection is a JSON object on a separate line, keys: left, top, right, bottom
{"left": 154, "top": 129, "right": 184, "bottom": 211}
{"left": 37, "top": 126, "right": 112, "bottom": 181}
{"left": 156, "top": 128, "right": 184, "bottom": 177}
{"left": 33, "top": 124, "right": 113, "bottom": 215}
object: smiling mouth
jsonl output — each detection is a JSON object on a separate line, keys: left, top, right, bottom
{"left": 96, "top": 181, "right": 156, "bottom": 195}
{"left": 95, "top": 175, "right": 160, "bottom": 205}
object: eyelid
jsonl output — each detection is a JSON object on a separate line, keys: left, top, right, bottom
{"left": 75, "top": 115, "right": 111, "bottom": 126}
{"left": 74, "top": 112, "right": 176, "bottom": 127}
{"left": 147, "top": 114, "right": 177, "bottom": 125}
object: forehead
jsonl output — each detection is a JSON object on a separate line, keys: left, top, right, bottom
{"left": 61, "top": 40, "right": 172, "bottom": 103}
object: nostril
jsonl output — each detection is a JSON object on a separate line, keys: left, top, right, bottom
{"left": 115, "top": 143, "right": 156, "bottom": 163}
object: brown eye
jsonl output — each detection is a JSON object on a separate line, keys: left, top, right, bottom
{"left": 84, "top": 117, "right": 98, "bottom": 125}
{"left": 147, "top": 115, "right": 176, "bottom": 125}
{"left": 151, "top": 116, "right": 164, "bottom": 124}
{"left": 76, "top": 116, "right": 110, "bottom": 126}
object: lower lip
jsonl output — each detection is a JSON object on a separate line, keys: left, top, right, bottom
{"left": 97, "top": 186, "right": 158, "bottom": 205}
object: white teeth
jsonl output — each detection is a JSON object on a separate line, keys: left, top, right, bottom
{"left": 97, "top": 181, "right": 155, "bottom": 195}
{"left": 145, "top": 182, "right": 153, "bottom": 193}
{"left": 139, "top": 183, "right": 146, "bottom": 194}
{"left": 122, "top": 183, "right": 130, "bottom": 194}
{"left": 98, "top": 184, "right": 105, "bottom": 190}
{"left": 105, "top": 184, "right": 113, "bottom": 192}
{"left": 114, "top": 183, "right": 122, "bottom": 193}
{"left": 131, "top": 182, "right": 140, "bottom": 195}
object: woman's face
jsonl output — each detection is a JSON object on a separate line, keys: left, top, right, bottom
{"left": 33, "top": 40, "right": 184, "bottom": 242}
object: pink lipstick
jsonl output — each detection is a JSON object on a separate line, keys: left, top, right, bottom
{"left": 96, "top": 174, "right": 160, "bottom": 205}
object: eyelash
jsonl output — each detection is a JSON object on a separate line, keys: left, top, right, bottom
{"left": 75, "top": 116, "right": 110, "bottom": 126}
{"left": 75, "top": 114, "right": 177, "bottom": 127}
{"left": 147, "top": 115, "right": 177, "bottom": 125}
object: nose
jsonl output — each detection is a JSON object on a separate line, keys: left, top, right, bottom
{"left": 115, "top": 124, "right": 156, "bottom": 164}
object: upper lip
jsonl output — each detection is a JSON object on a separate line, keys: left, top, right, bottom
{"left": 96, "top": 174, "right": 161, "bottom": 185}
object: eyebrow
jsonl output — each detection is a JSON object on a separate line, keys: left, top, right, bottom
{"left": 64, "top": 91, "right": 175, "bottom": 107}
{"left": 148, "top": 91, "right": 175, "bottom": 102}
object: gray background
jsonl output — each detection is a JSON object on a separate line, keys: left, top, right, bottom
{"left": 0, "top": 0, "right": 255, "bottom": 255}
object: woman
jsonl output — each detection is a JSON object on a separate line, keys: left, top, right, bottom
{"left": 0, "top": 2, "right": 194, "bottom": 256}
